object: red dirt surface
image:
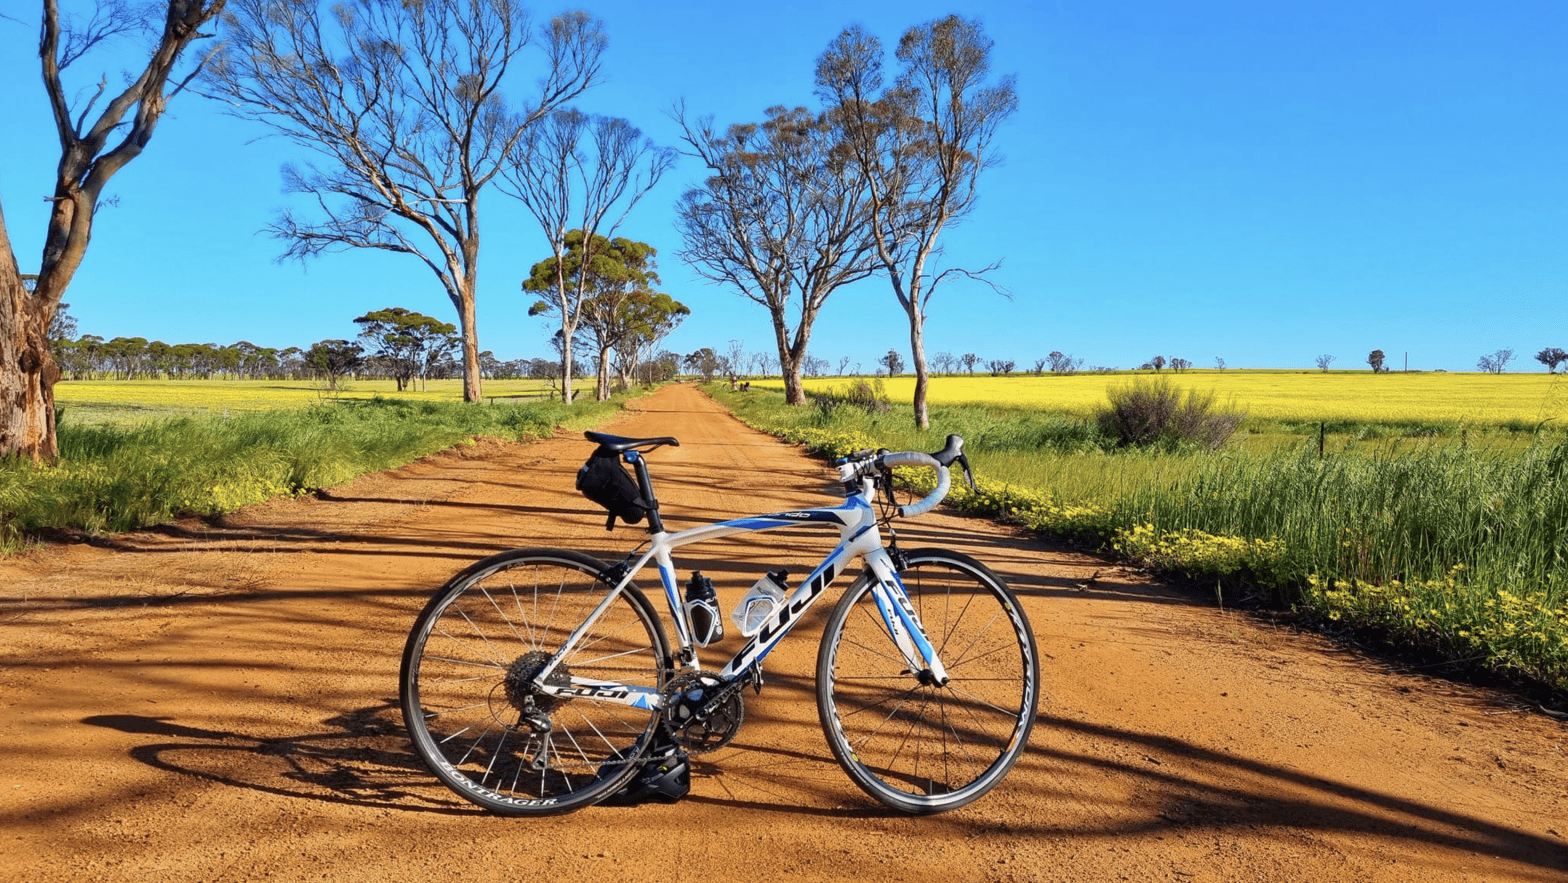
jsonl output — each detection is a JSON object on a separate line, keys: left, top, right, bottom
{"left": 1, "top": 384, "right": 1564, "bottom": 882}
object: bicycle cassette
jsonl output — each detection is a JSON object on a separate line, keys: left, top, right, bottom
{"left": 660, "top": 671, "right": 744, "bottom": 753}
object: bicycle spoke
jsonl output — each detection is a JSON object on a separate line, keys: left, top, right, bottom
{"left": 818, "top": 551, "right": 1037, "bottom": 813}
{"left": 402, "top": 551, "right": 667, "bottom": 815}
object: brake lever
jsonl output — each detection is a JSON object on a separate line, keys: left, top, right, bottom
{"left": 879, "top": 467, "right": 898, "bottom": 504}
{"left": 957, "top": 453, "right": 977, "bottom": 492}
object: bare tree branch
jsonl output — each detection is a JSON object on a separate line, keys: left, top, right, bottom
{"left": 674, "top": 103, "right": 878, "bottom": 404}
{"left": 817, "top": 15, "right": 1017, "bottom": 428}
{"left": 501, "top": 110, "right": 674, "bottom": 401}
{"left": 204, "top": 0, "right": 606, "bottom": 401}
{"left": 927, "top": 261, "right": 1009, "bottom": 303}
{"left": 1, "top": 0, "right": 227, "bottom": 460}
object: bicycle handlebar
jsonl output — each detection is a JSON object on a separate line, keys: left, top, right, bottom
{"left": 834, "top": 434, "right": 973, "bottom": 519}
{"left": 879, "top": 451, "right": 951, "bottom": 517}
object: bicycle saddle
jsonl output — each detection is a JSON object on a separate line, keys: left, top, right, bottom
{"left": 584, "top": 431, "right": 680, "bottom": 453}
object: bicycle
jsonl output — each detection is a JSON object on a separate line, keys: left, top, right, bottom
{"left": 399, "top": 430, "right": 1039, "bottom": 815}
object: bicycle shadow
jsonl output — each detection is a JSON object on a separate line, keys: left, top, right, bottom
{"left": 83, "top": 702, "right": 478, "bottom": 816}
{"left": 81, "top": 690, "right": 870, "bottom": 820}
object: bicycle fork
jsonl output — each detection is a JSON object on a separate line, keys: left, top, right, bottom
{"left": 863, "top": 546, "right": 951, "bottom": 687}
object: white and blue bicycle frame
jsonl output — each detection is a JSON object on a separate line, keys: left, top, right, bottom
{"left": 533, "top": 462, "right": 950, "bottom": 711}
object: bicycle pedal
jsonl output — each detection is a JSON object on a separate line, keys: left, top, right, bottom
{"left": 749, "top": 666, "right": 764, "bottom": 694}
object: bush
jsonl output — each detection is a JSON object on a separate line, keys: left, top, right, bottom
{"left": 809, "top": 378, "right": 892, "bottom": 417}
{"left": 1095, "top": 376, "right": 1243, "bottom": 450}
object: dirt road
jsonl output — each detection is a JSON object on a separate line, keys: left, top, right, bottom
{"left": 1, "top": 384, "right": 1563, "bottom": 882}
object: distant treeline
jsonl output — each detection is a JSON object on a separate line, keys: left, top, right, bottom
{"left": 48, "top": 335, "right": 599, "bottom": 383}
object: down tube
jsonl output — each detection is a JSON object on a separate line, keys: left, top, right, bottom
{"left": 717, "top": 531, "right": 871, "bottom": 679}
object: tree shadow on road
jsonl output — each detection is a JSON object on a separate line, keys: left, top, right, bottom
{"left": 79, "top": 700, "right": 1568, "bottom": 877}
{"left": 1018, "top": 712, "right": 1568, "bottom": 876}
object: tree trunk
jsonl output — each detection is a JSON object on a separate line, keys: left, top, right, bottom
{"left": 457, "top": 288, "right": 483, "bottom": 403}
{"left": 908, "top": 307, "right": 930, "bottom": 430}
{"left": 596, "top": 344, "right": 613, "bottom": 401}
{"left": 559, "top": 328, "right": 575, "bottom": 404}
{"left": 0, "top": 268, "right": 58, "bottom": 461}
{"left": 773, "top": 312, "right": 810, "bottom": 406}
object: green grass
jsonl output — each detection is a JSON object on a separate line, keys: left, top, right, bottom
{"left": 0, "top": 393, "right": 634, "bottom": 544}
{"left": 709, "top": 383, "right": 1568, "bottom": 696}
{"left": 53, "top": 378, "right": 593, "bottom": 426}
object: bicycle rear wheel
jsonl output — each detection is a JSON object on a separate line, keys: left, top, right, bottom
{"left": 400, "top": 548, "right": 670, "bottom": 815}
{"left": 816, "top": 548, "right": 1038, "bottom": 813}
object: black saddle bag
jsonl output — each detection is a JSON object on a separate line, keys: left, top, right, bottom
{"left": 576, "top": 451, "right": 649, "bottom": 530}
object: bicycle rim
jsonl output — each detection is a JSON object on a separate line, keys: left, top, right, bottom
{"left": 400, "top": 549, "right": 669, "bottom": 815}
{"left": 817, "top": 548, "right": 1038, "bottom": 813}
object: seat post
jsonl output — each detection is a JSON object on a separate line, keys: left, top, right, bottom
{"left": 624, "top": 451, "right": 665, "bottom": 534}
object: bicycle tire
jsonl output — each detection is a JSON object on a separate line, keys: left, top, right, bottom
{"left": 816, "top": 548, "right": 1038, "bottom": 813}
{"left": 400, "top": 548, "right": 670, "bottom": 815}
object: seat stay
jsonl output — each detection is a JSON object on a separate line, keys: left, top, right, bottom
{"left": 532, "top": 544, "right": 660, "bottom": 686}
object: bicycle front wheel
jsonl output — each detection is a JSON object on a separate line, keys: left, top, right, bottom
{"left": 400, "top": 548, "right": 670, "bottom": 815}
{"left": 816, "top": 548, "right": 1039, "bottom": 813}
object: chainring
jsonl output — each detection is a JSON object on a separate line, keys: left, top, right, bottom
{"left": 660, "top": 671, "right": 744, "bottom": 753}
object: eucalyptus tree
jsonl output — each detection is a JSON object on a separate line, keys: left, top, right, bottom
{"left": 521, "top": 232, "right": 671, "bottom": 400}
{"left": 1477, "top": 349, "right": 1515, "bottom": 375}
{"left": 0, "top": 0, "right": 227, "bottom": 459}
{"left": 683, "top": 347, "right": 723, "bottom": 382}
{"left": 1537, "top": 347, "right": 1567, "bottom": 374}
{"left": 608, "top": 291, "right": 689, "bottom": 392}
{"left": 816, "top": 16, "right": 1018, "bottom": 428}
{"left": 354, "top": 307, "right": 459, "bottom": 391}
{"left": 206, "top": 0, "right": 607, "bottom": 403}
{"left": 304, "top": 339, "right": 363, "bottom": 390}
{"left": 725, "top": 339, "right": 747, "bottom": 381}
{"left": 675, "top": 104, "right": 879, "bottom": 405}
{"left": 502, "top": 110, "right": 673, "bottom": 402}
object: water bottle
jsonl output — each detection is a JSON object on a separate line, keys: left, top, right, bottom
{"left": 684, "top": 571, "right": 724, "bottom": 646}
{"left": 731, "top": 569, "right": 789, "bottom": 637}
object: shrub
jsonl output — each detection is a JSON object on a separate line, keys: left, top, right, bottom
{"left": 808, "top": 378, "right": 892, "bottom": 416}
{"left": 1095, "top": 376, "right": 1244, "bottom": 450}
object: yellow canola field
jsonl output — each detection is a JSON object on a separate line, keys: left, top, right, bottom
{"left": 756, "top": 371, "right": 1568, "bottom": 426}
{"left": 53, "top": 378, "right": 584, "bottom": 424}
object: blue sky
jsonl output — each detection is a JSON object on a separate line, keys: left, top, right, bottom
{"left": 1, "top": 0, "right": 1563, "bottom": 373}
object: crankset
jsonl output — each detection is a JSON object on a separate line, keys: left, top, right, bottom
{"left": 660, "top": 671, "right": 745, "bottom": 752}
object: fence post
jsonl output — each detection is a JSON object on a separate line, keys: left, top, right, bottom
{"left": 1319, "top": 421, "right": 1326, "bottom": 457}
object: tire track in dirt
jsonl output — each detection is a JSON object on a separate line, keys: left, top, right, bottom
{"left": 0, "top": 383, "right": 1563, "bottom": 883}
